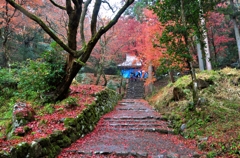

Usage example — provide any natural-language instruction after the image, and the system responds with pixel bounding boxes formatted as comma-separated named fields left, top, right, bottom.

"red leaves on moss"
left=0, top=84, right=104, bottom=152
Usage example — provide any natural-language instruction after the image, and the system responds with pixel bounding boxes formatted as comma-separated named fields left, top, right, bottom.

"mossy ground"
left=148, top=67, right=240, bottom=157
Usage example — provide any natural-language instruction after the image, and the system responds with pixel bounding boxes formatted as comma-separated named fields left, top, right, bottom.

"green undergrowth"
left=148, top=67, right=240, bottom=157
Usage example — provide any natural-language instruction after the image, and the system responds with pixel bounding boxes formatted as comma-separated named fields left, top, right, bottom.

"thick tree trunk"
left=5, top=0, right=135, bottom=103
left=51, top=55, right=82, bottom=101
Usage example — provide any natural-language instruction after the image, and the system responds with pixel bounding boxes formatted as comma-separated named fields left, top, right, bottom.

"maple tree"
left=0, top=1, right=18, bottom=67
left=5, top=0, right=135, bottom=102
left=135, top=9, right=164, bottom=91
left=0, top=1, right=51, bottom=67
left=116, top=9, right=164, bottom=92
left=206, top=11, right=235, bottom=68
left=218, top=0, right=240, bottom=64
left=88, top=17, right=129, bottom=86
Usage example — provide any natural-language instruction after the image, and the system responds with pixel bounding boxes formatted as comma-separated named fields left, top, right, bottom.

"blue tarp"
left=120, top=69, right=148, bottom=79
left=121, top=69, right=139, bottom=78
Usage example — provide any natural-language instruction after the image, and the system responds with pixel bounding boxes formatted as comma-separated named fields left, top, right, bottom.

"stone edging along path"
left=0, top=88, right=120, bottom=158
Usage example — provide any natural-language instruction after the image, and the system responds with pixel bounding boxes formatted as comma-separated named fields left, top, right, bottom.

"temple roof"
left=117, top=53, right=142, bottom=68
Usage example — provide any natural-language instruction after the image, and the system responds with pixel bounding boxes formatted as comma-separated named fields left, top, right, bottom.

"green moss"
left=41, top=144, right=61, bottom=158
left=23, top=126, right=31, bottom=133
left=6, top=122, right=13, bottom=136
left=41, top=147, right=48, bottom=156
left=9, top=135, right=22, bottom=140
left=49, top=130, right=71, bottom=148
left=38, top=119, right=47, bottom=127
left=49, top=130, right=63, bottom=142
left=63, top=126, right=76, bottom=136
left=56, top=135, right=71, bottom=148
left=76, top=113, right=84, bottom=123
left=64, top=118, right=77, bottom=127
left=10, top=142, right=30, bottom=158
left=76, top=124, right=82, bottom=132
left=0, top=150, right=10, bottom=158
left=206, top=151, right=217, bottom=158
left=27, top=141, right=42, bottom=158
left=36, top=137, right=51, bottom=147
left=61, top=97, right=78, bottom=108
left=2, top=87, right=120, bottom=158
left=69, top=132, right=78, bottom=143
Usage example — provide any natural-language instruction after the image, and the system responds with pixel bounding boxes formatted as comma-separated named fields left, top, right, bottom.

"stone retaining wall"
left=0, top=88, right=120, bottom=158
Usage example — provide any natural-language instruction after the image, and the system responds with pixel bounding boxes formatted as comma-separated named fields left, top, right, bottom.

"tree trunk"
left=95, top=62, right=105, bottom=85
left=5, top=0, right=135, bottom=103
left=119, top=77, right=123, bottom=94
left=181, top=0, right=198, bottom=107
left=230, top=0, right=240, bottom=62
left=189, top=61, right=198, bottom=106
left=2, top=47, right=9, bottom=68
left=102, top=71, right=107, bottom=86
left=233, top=18, right=240, bottom=62
left=203, top=31, right=212, bottom=70
left=169, top=70, right=175, bottom=83
left=199, top=0, right=212, bottom=70
left=196, top=36, right=204, bottom=70
left=50, top=55, right=82, bottom=101
left=95, top=66, right=107, bottom=86
left=147, top=62, right=153, bottom=94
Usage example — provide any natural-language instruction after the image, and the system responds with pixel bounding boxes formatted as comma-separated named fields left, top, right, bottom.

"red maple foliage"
left=206, top=11, right=235, bottom=59
left=0, top=84, right=104, bottom=152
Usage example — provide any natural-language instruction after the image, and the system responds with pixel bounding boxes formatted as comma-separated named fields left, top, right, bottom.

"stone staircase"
left=125, top=80, right=145, bottom=99
left=100, top=101, right=172, bottom=134
left=59, top=100, right=200, bottom=157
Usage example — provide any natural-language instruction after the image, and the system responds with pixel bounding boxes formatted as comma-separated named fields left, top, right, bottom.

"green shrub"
left=16, top=42, right=65, bottom=101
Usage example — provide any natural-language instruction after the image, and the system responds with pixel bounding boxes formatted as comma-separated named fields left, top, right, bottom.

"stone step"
left=102, top=119, right=169, bottom=125
left=64, top=149, right=199, bottom=158
left=100, top=121, right=170, bottom=127
left=64, top=150, right=150, bottom=157
left=126, top=80, right=145, bottom=99
left=100, top=127, right=173, bottom=134
left=103, top=116, right=167, bottom=120
left=104, top=119, right=167, bottom=123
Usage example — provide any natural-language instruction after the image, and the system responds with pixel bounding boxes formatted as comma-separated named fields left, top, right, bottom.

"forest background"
left=0, top=0, right=240, bottom=157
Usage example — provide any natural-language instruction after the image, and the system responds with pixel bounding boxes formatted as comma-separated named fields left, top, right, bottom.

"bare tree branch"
left=100, top=0, right=134, bottom=35
left=49, top=0, right=66, bottom=10
left=66, top=0, right=73, bottom=14
left=82, top=0, right=134, bottom=60
left=91, top=0, right=102, bottom=37
left=102, top=0, right=115, bottom=13
left=45, top=17, right=67, bottom=41
left=80, top=0, right=92, bottom=45
left=6, top=0, right=78, bottom=57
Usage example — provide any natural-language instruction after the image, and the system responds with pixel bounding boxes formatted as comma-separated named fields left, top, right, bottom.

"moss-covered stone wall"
left=0, top=88, right=120, bottom=158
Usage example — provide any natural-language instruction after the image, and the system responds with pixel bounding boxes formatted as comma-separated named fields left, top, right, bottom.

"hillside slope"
left=148, top=67, right=240, bottom=157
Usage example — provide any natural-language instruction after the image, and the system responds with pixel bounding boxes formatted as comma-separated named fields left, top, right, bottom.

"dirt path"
left=58, top=99, right=201, bottom=158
